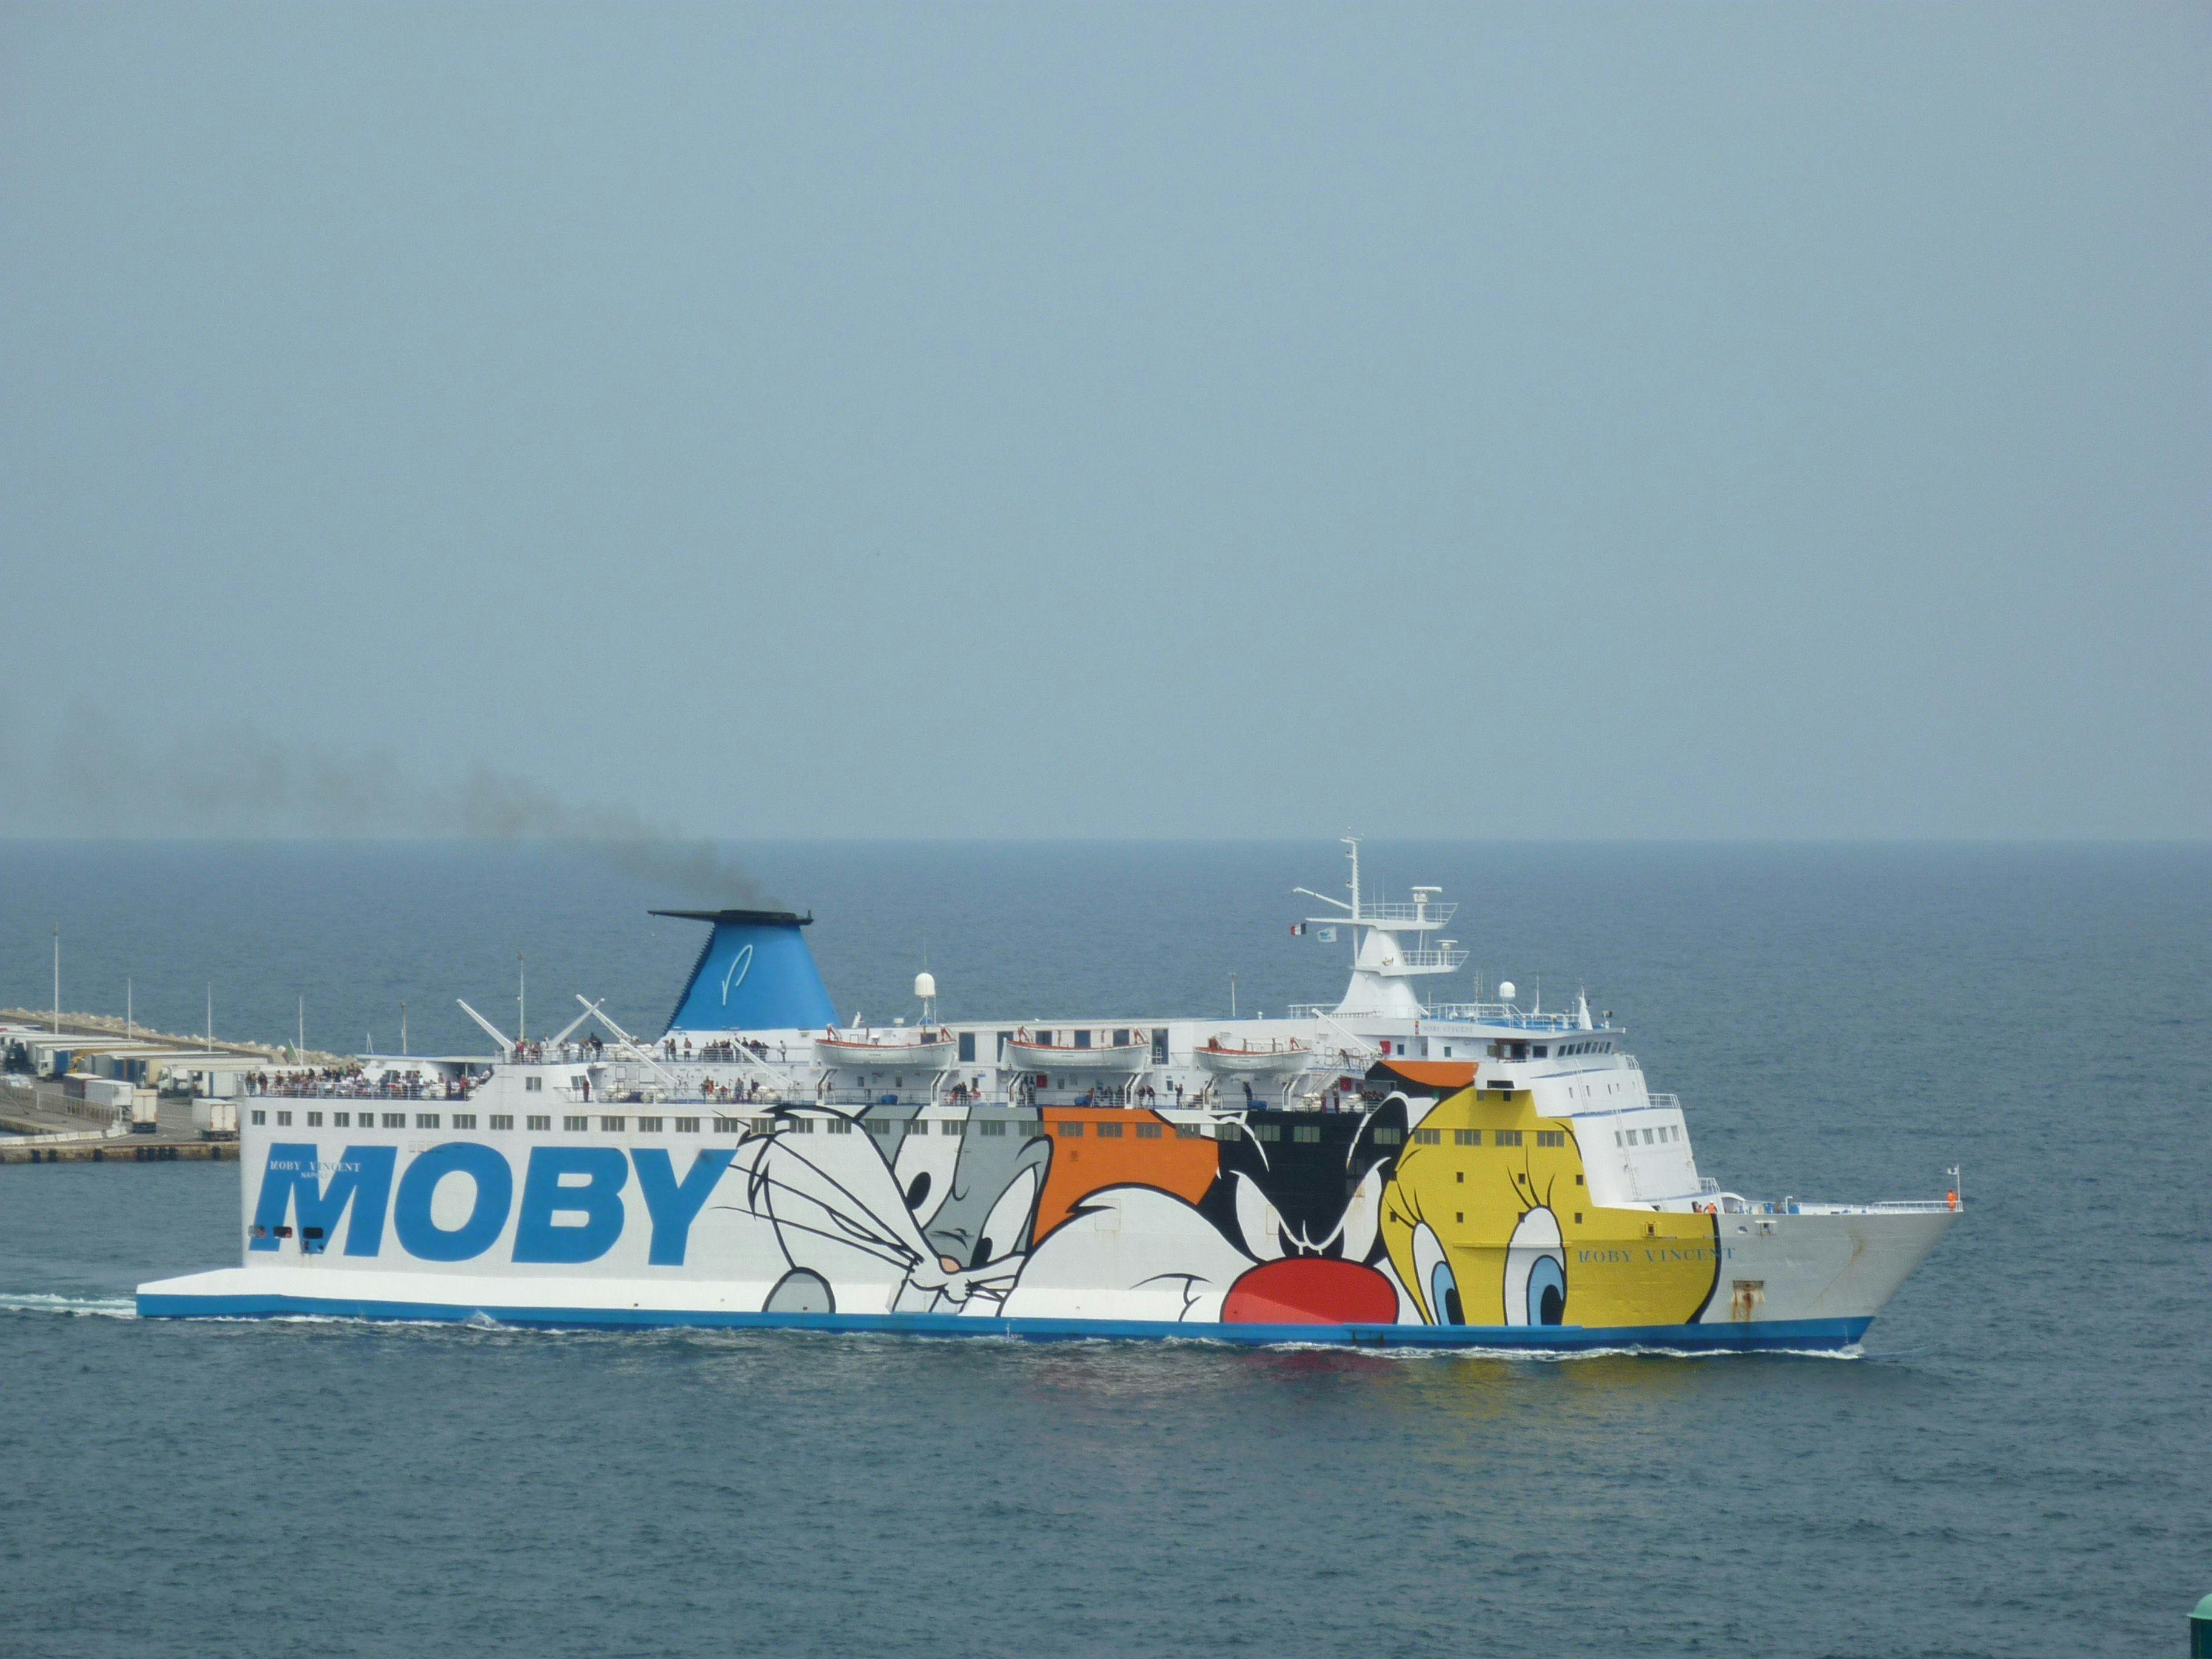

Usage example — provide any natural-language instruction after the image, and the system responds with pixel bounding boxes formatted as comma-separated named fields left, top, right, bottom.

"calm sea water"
left=1, top=840, right=2206, bottom=1658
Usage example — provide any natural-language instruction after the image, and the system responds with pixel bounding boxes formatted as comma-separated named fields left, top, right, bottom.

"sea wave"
left=0, top=1290, right=137, bottom=1319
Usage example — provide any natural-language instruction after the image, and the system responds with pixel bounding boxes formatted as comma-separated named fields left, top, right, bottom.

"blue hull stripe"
left=135, top=1292, right=1871, bottom=1352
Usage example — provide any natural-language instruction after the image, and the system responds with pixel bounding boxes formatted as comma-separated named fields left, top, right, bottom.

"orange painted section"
left=1033, top=1108, right=1218, bottom=1241
left=1372, top=1059, right=1478, bottom=1090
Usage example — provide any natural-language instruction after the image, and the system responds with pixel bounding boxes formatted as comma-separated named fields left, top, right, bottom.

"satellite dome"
left=1497, top=980, right=1517, bottom=1002
left=914, top=971, right=937, bottom=1000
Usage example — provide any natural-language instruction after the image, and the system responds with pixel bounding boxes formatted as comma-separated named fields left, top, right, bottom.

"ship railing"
left=1646, top=1092, right=1682, bottom=1111
left=1342, top=902, right=1458, bottom=926
left=1423, top=1005, right=1584, bottom=1030
left=1714, top=1196, right=1959, bottom=1217
left=1387, top=948, right=1470, bottom=971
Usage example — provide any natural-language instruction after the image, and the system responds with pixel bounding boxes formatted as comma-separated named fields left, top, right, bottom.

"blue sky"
left=3, top=4, right=2204, bottom=839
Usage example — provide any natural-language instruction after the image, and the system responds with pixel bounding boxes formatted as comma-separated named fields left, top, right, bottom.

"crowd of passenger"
left=244, top=1067, right=477, bottom=1101
left=661, top=1035, right=783, bottom=1064
left=508, top=1036, right=606, bottom=1064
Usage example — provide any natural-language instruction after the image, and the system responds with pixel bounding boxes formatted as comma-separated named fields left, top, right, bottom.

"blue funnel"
left=655, top=909, right=837, bottom=1034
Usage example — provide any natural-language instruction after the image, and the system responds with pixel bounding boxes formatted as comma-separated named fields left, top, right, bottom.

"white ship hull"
left=138, top=850, right=1960, bottom=1352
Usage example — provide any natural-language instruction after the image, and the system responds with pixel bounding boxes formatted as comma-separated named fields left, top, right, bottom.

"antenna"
left=517, top=953, right=526, bottom=1042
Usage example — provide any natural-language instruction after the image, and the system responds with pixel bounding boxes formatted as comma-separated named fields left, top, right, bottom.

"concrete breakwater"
left=2, top=1006, right=349, bottom=1166
left=0, top=1008, right=347, bottom=1067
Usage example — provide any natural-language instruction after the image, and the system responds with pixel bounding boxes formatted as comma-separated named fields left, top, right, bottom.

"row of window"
left=1617, top=1124, right=1681, bottom=1147
left=253, top=1108, right=511, bottom=1131
left=249, top=1110, right=1598, bottom=1151
left=1409, top=1127, right=1532, bottom=1147
left=1484, top=1039, right=1614, bottom=1061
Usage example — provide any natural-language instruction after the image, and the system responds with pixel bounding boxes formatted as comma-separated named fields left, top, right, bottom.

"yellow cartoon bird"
left=1379, top=1087, right=1720, bottom=1330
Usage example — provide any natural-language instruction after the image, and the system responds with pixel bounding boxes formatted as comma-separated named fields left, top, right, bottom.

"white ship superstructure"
left=140, top=842, right=1958, bottom=1350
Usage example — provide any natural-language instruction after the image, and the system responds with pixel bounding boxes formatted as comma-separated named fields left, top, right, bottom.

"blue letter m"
left=250, top=1144, right=397, bottom=1256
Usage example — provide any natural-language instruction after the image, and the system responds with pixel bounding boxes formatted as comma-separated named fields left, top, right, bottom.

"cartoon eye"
left=1338, top=1165, right=1385, bottom=1264
left=890, top=1116, right=963, bottom=1227
left=1230, top=1171, right=1287, bottom=1262
left=1503, top=1207, right=1567, bottom=1327
left=1410, top=1222, right=1464, bottom=1324
left=972, top=1166, right=1040, bottom=1269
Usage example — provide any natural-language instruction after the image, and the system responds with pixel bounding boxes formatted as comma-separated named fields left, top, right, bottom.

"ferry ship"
left=138, top=843, right=1959, bottom=1351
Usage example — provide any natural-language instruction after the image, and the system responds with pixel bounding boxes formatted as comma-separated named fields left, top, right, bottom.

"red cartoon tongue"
left=1222, top=1258, right=1396, bottom=1326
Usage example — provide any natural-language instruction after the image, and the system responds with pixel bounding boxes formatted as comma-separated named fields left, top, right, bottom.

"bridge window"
left=1413, top=1127, right=1441, bottom=1145
left=453, top=1114, right=477, bottom=1130
left=564, top=1116, right=588, bottom=1131
left=957, top=1032, right=976, bottom=1063
left=1136, top=1122, right=1162, bottom=1139
left=525, top=1077, right=543, bottom=1093
left=1537, top=1130, right=1564, bottom=1147
left=1251, top=1123, right=1280, bottom=1142
left=250, top=1110, right=266, bottom=1126
left=1151, top=1029, right=1169, bottom=1064
left=1293, top=1124, right=1321, bottom=1142
left=1094, top=1120, right=1122, bottom=1138
left=979, top=1120, right=1005, bottom=1137
left=713, top=1117, right=740, bottom=1134
left=1372, top=1125, right=1403, bottom=1145
left=868, top=1119, right=893, bottom=1136
left=306, top=1111, right=323, bottom=1128
left=416, top=1113, right=439, bottom=1130
left=333, top=1112, right=350, bottom=1127
left=1074, top=1031, right=1093, bottom=1049
left=825, top=1118, right=850, bottom=1135
left=599, top=1116, right=626, bottom=1132
left=383, top=1113, right=405, bottom=1129
left=1175, top=1123, right=1203, bottom=1139
left=674, top=1117, right=699, bottom=1133
left=1057, top=1121, right=1084, bottom=1138
left=1496, top=1130, right=1523, bottom=1147
left=638, top=1116, right=663, bottom=1133
left=275, top=1111, right=292, bottom=1127
left=1453, top=1129, right=1478, bottom=1146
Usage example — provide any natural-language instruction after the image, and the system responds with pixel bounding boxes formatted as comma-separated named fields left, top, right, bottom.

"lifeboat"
left=813, top=1027, right=956, bottom=1073
left=1004, top=1032, right=1149, bottom=1073
left=1192, top=1035, right=1310, bottom=1078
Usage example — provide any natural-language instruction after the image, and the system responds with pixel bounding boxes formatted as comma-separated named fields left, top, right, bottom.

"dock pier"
left=2, top=1006, right=341, bottom=1168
